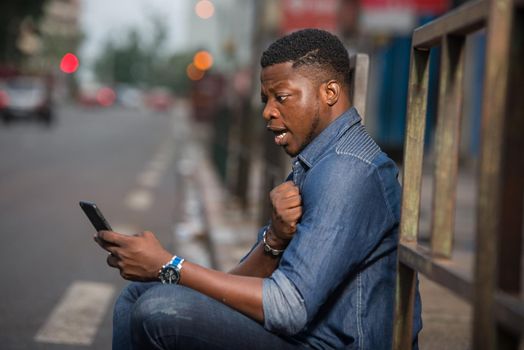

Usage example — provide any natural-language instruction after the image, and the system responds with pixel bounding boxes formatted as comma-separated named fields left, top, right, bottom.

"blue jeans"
left=112, top=282, right=307, bottom=349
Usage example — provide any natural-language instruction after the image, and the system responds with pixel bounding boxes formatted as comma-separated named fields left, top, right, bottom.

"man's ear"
left=322, top=80, right=341, bottom=106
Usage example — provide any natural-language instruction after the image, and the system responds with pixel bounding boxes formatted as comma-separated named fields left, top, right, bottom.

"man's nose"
left=262, top=102, right=277, bottom=122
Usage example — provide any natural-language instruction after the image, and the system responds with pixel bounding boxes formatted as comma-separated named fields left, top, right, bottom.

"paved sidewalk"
left=174, top=103, right=473, bottom=349
left=170, top=102, right=258, bottom=270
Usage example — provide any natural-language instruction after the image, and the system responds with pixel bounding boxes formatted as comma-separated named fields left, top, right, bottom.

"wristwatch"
left=263, top=228, right=286, bottom=257
left=158, top=255, right=184, bottom=284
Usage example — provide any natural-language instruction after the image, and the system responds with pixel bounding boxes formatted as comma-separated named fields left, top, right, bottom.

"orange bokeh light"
left=195, top=0, right=215, bottom=19
left=187, top=63, right=205, bottom=81
left=193, top=51, right=213, bottom=71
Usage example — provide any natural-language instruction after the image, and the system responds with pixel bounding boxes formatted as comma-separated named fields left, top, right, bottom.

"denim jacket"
left=260, top=108, right=422, bottom=349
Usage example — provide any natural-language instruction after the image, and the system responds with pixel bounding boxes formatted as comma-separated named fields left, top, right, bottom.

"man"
left=97, top=28, right=422, bottom=349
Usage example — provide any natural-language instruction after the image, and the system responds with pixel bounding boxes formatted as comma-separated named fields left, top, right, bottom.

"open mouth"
left=273, top=130, right=288, bottom=145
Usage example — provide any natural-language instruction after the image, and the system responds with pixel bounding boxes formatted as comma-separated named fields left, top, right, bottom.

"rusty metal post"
left=430, top=35, right=466, bottom=258
left=473, top=0, right=515, bottom=348
left=399, top=48, right=431, bottom=244
left=393, top=263, right=417, bottom=350
left=393, top=47, right=430, bottom=350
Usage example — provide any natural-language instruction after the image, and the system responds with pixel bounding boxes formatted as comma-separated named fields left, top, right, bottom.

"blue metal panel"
left=470, top=32, right=485, bottom=157
left=376, top=36, right=411, bottom=149
left=375, top=15, right=442, bottom=155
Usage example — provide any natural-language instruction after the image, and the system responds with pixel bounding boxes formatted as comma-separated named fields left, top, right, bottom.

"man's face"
left=261, top=62, right=323, bottom=157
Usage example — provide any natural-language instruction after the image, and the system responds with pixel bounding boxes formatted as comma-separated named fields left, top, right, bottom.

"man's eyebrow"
left=265, top=81, right=290, bottom=91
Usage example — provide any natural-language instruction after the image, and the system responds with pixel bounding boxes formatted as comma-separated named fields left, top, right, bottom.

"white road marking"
left=125, top=138, right=174, bottom=210
left=124, top=189, right=153, bottom=211
left=34, top=281, right=115, bottom=346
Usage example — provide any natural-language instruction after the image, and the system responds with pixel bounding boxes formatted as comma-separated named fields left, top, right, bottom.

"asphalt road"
left=0, top=104, right=183, bottom=349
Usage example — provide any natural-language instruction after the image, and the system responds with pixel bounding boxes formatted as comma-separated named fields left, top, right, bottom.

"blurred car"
left=0, top=76, right=53, bottom=125
left=96, top=87, right=116, bottom=107
left=116, top=85, right=144, bottom=109
left=78, top=84, right=116, bottom=108
left=143, top=87, right=174, bottom=112
left=77, top=86, right=100, bottom=107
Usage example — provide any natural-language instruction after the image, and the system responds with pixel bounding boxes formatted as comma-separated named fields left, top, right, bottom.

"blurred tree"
left=93, top=14, right=193, bottom=96
left=94, top=30, right=148, bottom=85
left=157, top=51, right=194, bottom=96
left=0, top=0, right=46, bottom=66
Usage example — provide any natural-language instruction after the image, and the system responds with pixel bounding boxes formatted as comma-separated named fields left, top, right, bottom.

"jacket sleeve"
left=263, top=269, right=307, bottom=335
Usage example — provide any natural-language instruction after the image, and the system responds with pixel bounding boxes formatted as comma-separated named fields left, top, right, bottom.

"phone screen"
left=79, top=201, right=112, bottom=232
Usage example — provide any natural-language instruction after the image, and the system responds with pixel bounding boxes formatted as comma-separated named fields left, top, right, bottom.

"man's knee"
left=130, top=285, right=197, bottom=346
left=114, top=282, right=151, bottom=317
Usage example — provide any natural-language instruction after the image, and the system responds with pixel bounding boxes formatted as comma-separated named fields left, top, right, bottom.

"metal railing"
left=393, top=0, right=524, bottom=348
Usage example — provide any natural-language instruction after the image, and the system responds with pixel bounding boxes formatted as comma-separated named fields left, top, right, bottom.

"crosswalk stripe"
left=34, top=281, right=115, bottom=346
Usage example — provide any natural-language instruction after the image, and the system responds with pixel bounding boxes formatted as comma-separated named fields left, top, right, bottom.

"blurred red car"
left=78, top=85, right=116, bottom=107
left=143, top=87, right=174, bottom=112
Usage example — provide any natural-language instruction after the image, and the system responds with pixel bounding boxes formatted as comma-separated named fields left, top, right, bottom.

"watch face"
left=161, top=266, right=180, bottom=284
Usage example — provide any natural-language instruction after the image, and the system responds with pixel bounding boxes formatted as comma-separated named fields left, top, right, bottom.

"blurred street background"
left=0, top=0, right=500, bottom=349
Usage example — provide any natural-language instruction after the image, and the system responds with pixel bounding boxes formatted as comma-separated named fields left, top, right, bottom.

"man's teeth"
left=277, top=132, right=287, bottom=140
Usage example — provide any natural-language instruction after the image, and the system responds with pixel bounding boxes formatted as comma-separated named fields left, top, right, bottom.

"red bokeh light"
left=60, top=53, right=79, bottom=74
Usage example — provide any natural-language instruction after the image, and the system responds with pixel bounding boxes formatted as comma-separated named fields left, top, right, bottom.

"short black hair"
left=260, top=29, right=350, bottom=86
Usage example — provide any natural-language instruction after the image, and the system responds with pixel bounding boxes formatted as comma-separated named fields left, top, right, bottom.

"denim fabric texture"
left=113, top=282, right=307, bottom=350
left=261, top=108, right=422, bottom=349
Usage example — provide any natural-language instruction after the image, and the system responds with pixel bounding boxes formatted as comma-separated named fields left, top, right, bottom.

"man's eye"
left=261, top=96, right=268, bottom=104
left=276, top=95, right=288, bottom=103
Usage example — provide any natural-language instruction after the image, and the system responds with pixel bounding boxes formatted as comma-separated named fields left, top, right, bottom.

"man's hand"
left=269, top=181, right=302, bottom=243
left=94, top=230, right=172, bottom=282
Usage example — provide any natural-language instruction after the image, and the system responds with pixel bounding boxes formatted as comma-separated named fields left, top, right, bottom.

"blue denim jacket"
left=259, top=108, right=422, bottom=349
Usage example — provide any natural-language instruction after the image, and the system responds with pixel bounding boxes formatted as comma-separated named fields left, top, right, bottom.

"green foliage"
left=93, top=15, right=193, bottom=96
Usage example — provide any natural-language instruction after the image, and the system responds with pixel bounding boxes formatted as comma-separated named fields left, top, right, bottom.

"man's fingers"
left=275, top=207, right=302, bottom=224
left=271, top=181, right=300, bottom=199
left=274, top=196, right=302, bottom=212
left=276, top=190, right=300, bottom=201
left=283, top=194, right=302, bottom=207
left=275, top=187, right=300, bottom=199
left=106, top=253, right=120, bottom=268
left=97, top=230, right=128, bottom=246
left=286, top=206, right=302, bottom=220
left=93, top=234, right=118, bottom=252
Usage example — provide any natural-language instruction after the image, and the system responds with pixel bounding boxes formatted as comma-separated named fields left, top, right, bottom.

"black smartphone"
left=79, top=201, right=113, bottom=232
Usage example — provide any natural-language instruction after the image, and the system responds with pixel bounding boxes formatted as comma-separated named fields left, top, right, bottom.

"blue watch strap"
left=170, top=256, right=184, bottom=269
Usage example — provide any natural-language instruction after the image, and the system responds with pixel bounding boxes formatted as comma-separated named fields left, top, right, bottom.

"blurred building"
left=14, top=0, right=82, bottom=100
left=40, top=0, right=82, bottom=55
left=17, top=0, right=81, bottom=73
